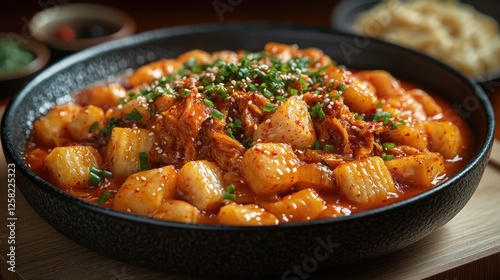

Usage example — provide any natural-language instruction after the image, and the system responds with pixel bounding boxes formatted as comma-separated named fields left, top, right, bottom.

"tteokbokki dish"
left=25, top=43, right=474, bottom=225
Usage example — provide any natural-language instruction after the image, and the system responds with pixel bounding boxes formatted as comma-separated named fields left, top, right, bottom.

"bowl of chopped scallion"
left=0, top=33, right=50, bottom=96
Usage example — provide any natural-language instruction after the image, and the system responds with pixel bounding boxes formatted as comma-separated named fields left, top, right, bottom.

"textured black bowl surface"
left=1, top=23, right=494, bottom=277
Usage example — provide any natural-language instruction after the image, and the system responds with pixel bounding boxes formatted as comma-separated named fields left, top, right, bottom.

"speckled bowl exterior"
left=1, top=23, right=494, bottom=277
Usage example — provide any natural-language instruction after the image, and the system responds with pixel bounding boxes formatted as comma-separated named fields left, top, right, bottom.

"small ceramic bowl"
left=330, top=0, right=500, bottom=91
left=28, top=3, right=135, bottom=60
left=0, top=33, right=50, bottom=97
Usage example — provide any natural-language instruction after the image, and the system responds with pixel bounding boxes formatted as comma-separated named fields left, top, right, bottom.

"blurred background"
left=0, top=0, right=341, bottom=35
left=0, top=0, right=341, bottom=95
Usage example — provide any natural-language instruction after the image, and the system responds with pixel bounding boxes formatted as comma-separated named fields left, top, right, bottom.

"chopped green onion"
left=298, top=76, right=308, bottom=91
left=390, top=120, right=405, bottom=129
left=164, top=87, right=176, bottom=95
left=240, top=58, right=250, bottom=68
left=382, top=142, right=396, bottom=149
left=217, top=87, right=229, bottom=101
left=203, top=98, right=215, bottom=108
left=180, top=88, right=191, bottom=97
left=89, top=172, right=102, bottom=185
left=275, top=95, right=287, bottom=102
left=102, top=170, right=113, bottom=178
left=211, top=109, right=224, bottom=120
left=139, top=152, right=149, bottom=171
left=372, top=111, right=393, bottom=122
left=355, top=115, right=364, bottom=121
left=129, top=108, right=143, bottom=122
left=89, top=167, right=112, bottom=184
left=309, top=65, right=329, bottom=77
left=233, top=119, right=242, bottom=129
left=99, top=117, right=120, bottom=138
left=381, top=153, right=394, bottom=160
left=223, top=184, right=236, bottom=201
left=150, top=104, right=157, bottom=118
left=226, top=184, right=236, bottom=194
left=228, top=63, right=239, bottom=74
left=262, top=88, right=274, bottom=99
left=248, top=84, right=258, bottom=91
left=263, top=103, right=276, bottom=112
left=330, top=93, right=342, bottom=99
left=226, top=127, right=235, bottom=139
left=337, top=84, right=347, bottom=92
left=376, top=103, right=383, bottom=109
left=98, top=190, right=110, bottom=204
left=243, top=139, right=253, bottom=149
left=89, top=166, right=102, bottom=175
left=318, top=107, right=326, bottom=119
left=310, top=102, right=326, bottom=119
left=289, top=88, right=298, bottom=95
left=144, top=89, right=165, bottom=101
left=314, top=140, right=322, bottom=150
left=323, top=144, right=334, bottom=151
left=89, top=122, right=99, bottom=133
left=204, top=84, right=216, bottom=94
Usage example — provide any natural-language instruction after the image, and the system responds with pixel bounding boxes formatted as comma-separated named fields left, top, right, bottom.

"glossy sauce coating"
left=25, top=43, right=474, bottom=225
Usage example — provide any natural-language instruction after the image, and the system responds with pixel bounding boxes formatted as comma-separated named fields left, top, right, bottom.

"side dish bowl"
left=0, top=33, right=50, bottom=97
left=28, top=3, right=136, bottom=60
left=330, top=0, right=500, bottom=86
left=1, top=23, right=494, bottom=277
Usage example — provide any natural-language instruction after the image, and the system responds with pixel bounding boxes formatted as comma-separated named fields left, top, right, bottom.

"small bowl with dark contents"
left=0, top=33, right=50, bottom=96
left=28, top=3, right=135, bottom=60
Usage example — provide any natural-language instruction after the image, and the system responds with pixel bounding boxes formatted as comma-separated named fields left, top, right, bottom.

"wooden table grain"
left=1, top=102, right=499, bottom=280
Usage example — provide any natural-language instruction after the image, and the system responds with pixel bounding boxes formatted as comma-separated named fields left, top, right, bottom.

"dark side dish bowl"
left=1, top=23, right=494, bottom=277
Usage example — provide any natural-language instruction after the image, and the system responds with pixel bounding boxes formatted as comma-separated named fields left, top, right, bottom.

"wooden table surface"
left=1, top=1, right=500, bottom=279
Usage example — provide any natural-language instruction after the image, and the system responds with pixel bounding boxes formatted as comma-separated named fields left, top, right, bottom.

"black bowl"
left=1, top=23, right=495, bottom=278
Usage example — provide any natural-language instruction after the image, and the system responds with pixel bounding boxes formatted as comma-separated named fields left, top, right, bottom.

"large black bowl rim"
left=2, top=22, right=495, bottom=232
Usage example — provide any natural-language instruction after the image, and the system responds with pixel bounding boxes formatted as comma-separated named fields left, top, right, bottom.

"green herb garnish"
left=310, top=102, right=326, bottom=119
left=97, top=190, right=110, bottom=204
left=381, top=153, right=394, bottom=160
left=314, top=140, right=322, bottom=150
left=390, top=120, right=405, bottom=129
left=99, top=117, right=120, bottom=138
left=89, top=171, right=102, bottom=185
left=211, top=108, right=224, bottom=120
left=125, top=108, right=143, bottom=122
left=89, top=122, right=99, bottom=133
left=382, top=142, right=396, bottom=149
left=223, top=184, right=236, bottom=201
left=263, top=103, right=276, bottom=113
left=0, top=40, right=34, bottom=74
left=337, top=84, right=347, bottom=92
left=323, top=144, right=334, bottom=151
left=203, top=98, right=215, bottom=108
left=139, top=152, right=149, bottom=171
